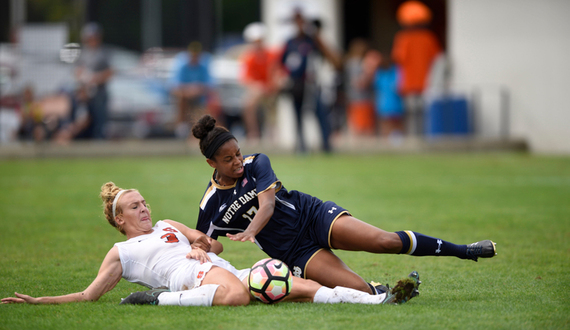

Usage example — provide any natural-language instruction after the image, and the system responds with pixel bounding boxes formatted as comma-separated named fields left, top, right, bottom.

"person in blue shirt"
left=170, top=41, right=212, bottom=138
left=357, top=49, right=404, bottom=138
left=374, top=53, right=405, bottom=138
left=192, top=114, right=497, bottom=295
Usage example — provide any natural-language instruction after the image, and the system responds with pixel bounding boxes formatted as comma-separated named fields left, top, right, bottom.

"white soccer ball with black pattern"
left=248, top=258, right=293, bottom=304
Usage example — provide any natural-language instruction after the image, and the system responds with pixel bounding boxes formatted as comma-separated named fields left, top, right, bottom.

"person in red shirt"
left=391, top=1, right=441, bottom=136
left=240, top=23, right=283, bottom=144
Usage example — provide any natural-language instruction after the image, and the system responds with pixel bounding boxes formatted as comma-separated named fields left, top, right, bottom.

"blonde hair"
left=100, top=182, right=138, bottom=235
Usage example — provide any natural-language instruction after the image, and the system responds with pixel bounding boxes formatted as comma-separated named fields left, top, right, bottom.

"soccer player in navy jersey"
left=192, top=115, right=496, bottom=295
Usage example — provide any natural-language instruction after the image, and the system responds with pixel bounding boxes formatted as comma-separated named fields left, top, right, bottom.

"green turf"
left=1, top=152, right=569, bottom=329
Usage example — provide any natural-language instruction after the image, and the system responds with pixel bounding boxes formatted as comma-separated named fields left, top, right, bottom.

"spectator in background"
left=368, top=52, right=405, bottom=139
left=280, top=9, right=342, bottom=153
left=170, top=41, right=213, bottom=139
left=306, top=18, right=341, bottom=153
left=55, top=84, right=95, bottom=144
left=344, top=38, right=377, bottom=136
left=18, top=86, right=45, bottom=142
left=0, top=92, right=21, bottom=144
left=74, top=22, right=113, bottom=140
left=0, top=27, right=22, bottom=144
left=240, top=23, right=282, bottom=145
left=391, top=1, right=441, bottom=137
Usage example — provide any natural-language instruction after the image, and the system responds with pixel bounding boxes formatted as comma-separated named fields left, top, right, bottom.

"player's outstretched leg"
left=313, top=271, right=421, bottom=305
left=330, top=216, right=497, bottom=261
left=120, top=285, right=224, bottom=306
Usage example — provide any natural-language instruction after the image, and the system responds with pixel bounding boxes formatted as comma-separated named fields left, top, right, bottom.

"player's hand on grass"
left=186, top=248, right=211, bottom=264
left=226, top=231, right=256, bottom=243
left=191, top=235, right=212, bottom=252
left=1, top=293, right=39, bottom=304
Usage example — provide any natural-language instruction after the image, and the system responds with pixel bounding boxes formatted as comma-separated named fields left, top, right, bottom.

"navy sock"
left=395, top=231, right=468, bottom=259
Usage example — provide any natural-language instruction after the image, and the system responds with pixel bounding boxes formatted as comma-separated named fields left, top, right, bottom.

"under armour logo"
left=328, top=207, right=337, bottom=214
left=219, top=203, right=227, bottom=212
left=435, top=239, right=443, bottom=254
left=293, top=266, right=302, bottom=278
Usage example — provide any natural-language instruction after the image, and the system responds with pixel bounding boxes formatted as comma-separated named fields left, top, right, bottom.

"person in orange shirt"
left=240, top=23, right=282, bottom=144
left=344, top=38, right=378, bottom=136
left=391, top=1, right=441, bottom=136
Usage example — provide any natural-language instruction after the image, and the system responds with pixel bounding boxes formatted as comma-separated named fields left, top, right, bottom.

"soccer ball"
left=248, top=258, right=293, bottom=304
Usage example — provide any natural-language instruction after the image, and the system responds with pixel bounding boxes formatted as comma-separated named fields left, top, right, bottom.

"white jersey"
left=114, top=220, right=247, bottom=291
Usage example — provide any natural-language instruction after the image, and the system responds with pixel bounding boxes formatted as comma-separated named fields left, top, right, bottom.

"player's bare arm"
left=1, top=247, right=122, bottom=304
left=227, top=187, right=275, bottom=243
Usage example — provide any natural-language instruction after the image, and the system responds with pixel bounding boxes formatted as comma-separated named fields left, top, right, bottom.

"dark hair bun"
left=192, top=115, right=216, bottom=140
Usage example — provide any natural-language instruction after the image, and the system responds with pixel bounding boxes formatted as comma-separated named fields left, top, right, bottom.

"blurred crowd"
left=0, top=1, right=449, bottom=152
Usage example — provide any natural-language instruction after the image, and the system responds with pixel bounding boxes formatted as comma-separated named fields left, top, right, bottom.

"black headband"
left=204, top=131, right=236, bottom=159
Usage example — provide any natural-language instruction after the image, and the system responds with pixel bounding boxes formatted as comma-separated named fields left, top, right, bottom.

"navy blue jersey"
left=196, top=153, right=329, bottom=262
left=281, top=34, right=320, bottom=80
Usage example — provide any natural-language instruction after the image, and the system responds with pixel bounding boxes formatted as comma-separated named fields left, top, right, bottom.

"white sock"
left=313, top=286, right=387, bottom=305
left=157, top=284, right=220, bottom=306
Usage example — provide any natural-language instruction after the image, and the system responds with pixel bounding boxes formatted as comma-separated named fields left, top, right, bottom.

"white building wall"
left=448, top=0, right=570, bottom=154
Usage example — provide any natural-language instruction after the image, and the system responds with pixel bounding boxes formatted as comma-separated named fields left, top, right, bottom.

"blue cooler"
left=424, top=97, right=470, bottom=137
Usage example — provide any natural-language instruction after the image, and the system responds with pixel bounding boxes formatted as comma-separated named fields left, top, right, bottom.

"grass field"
left=0, top=152, right=569, bottom=329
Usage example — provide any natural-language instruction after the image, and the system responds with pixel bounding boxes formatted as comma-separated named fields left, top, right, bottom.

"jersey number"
left=242, top=206, right=258, bottom=222
left=161, top=233, right=179, bottom=243
left=161, top=227, right=179, bottom=244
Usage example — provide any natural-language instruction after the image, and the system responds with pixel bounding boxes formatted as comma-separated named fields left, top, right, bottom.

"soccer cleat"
left=369, top=281, right=390, bottom=295
left=119, top=287, right=170, bottom=305
left=382, top=271, right=421, bottom=305
left=466, top=240, right=497, bottom=262
left=408, top=271, right=421, bottom=299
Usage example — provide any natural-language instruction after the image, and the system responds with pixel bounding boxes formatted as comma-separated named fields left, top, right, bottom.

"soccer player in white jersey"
left=1, top=182, right=420, bottom=307
left=191, top=115, right=496, bottom=296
